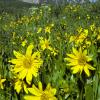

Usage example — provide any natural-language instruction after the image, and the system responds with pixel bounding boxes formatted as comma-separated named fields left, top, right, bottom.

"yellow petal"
left=24, top=96, right=41, bottom=100
left=79, top=66, right=84, bottom=75
left=67, top=54, right=77, bottom=59
left=64, top=58, right=73, bottom=61
left=46, top=83, right=51, bottom=90
left=14, top=67, right=24, bottom=73
left=19, top=69, right=27, bottom=79
left=15, top=81, right=22, bottom=94
left=86, top=56, right=92, bottom=62
left=66, top=62, right=78, bottom=66
left=26, top=44, right=34, bottom=57
left=9, top=59, right=23, bottom=65
left=26, top=70, right=32, bottom=85
left=24, top=84, right=28, bottom=94
left=13, top=50, right=24, bottom=58
left=31, top=67, right=38, bottom=77
left=0, top=84, right=4, bottom=89
left=87, top=65, right=95, bottom=70
left=72, top=47, right=79, bottom=56
left=28, top=85, right=42, bottom=96
left=50, top=89, right=56, bottom=95
left=84, top=66, right=90, bottom=76
left=71, top=66, right=80, bottom=74
left=49, top=97, right=57, bottom=100
left=38, top=81, right=43, bottom=91
left=65, top=58, right=78, bottom=64
left=1, top=79, right=6, bottom=83
left=83, top=49, right=87, bottom=55
left=32, top=51, right=40, bottom=60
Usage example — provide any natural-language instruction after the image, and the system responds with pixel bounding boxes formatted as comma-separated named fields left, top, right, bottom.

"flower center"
left=78, top=55, right=87, bottom=66
left=41, top=93, right=49, bottom=100
left=23, top=58, right=32, bottom=68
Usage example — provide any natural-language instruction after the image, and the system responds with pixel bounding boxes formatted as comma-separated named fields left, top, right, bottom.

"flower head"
left=39, top=37, right=52, bottom=51
left=45, top=26, right=51, bottom=33
left=39, top=37, right=58, bottom=56
left=65, top=47, right=95, bottom=76
left=24, top=82, right=57, bottom=100
left=69, top=29, right=88, bottom=45
left=9, top=44, right=43, bottom=84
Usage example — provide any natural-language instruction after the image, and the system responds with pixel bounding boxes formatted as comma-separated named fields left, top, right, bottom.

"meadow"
left=0, top=1, right=100, bottom=100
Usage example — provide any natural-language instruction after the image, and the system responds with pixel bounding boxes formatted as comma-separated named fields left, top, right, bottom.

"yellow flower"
left=39, top=37, right=52, bottom=51
left=65, top=47, right=95, bottom=76
left=76, top=30, right=88, bottom=44
left=24, top=82, right=57, bottom=100
left=21, top=39, right=27, bottom=47
left=9, top=44, right=43, bottom=84
left=37, top=27, right=42, bottom=33
left=70, top=29, right=88, bottom=45
left=0, top=76, right=6, bottom=89
left=76, top=33, right=86, bottom=44
left=14, top=78, right=28, bottom=94
left=45, top=26, right=51, bottom=33
left=39, top=37, right=58, bottom=56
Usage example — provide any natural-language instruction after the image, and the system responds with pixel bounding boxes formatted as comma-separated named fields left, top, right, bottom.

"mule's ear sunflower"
left=9, top=44, right=43, bottom=85
left=65, top=47, right=95, bottom=77
left=24, top=82, right=57, bottom=100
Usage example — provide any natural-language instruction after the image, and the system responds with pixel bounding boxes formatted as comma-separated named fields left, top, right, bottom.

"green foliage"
left=0, top=2, right=100, bottom=100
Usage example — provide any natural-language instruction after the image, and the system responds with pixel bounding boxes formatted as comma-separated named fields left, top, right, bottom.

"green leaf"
left=85, top=84, right=94, bottom=100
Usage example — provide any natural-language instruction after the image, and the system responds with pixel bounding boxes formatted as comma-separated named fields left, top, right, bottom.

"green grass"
left=0, top=0, right=34, bottom=15
left=0, top=1, right=100, bottom=100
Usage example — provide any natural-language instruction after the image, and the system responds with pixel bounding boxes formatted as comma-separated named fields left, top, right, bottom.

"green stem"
left=79, top=86, right=84, bottom=100
left=79, top=75, right=85, bottom=100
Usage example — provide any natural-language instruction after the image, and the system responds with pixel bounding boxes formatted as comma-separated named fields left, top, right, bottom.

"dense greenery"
left=0, top=1, right=100, bottom=100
